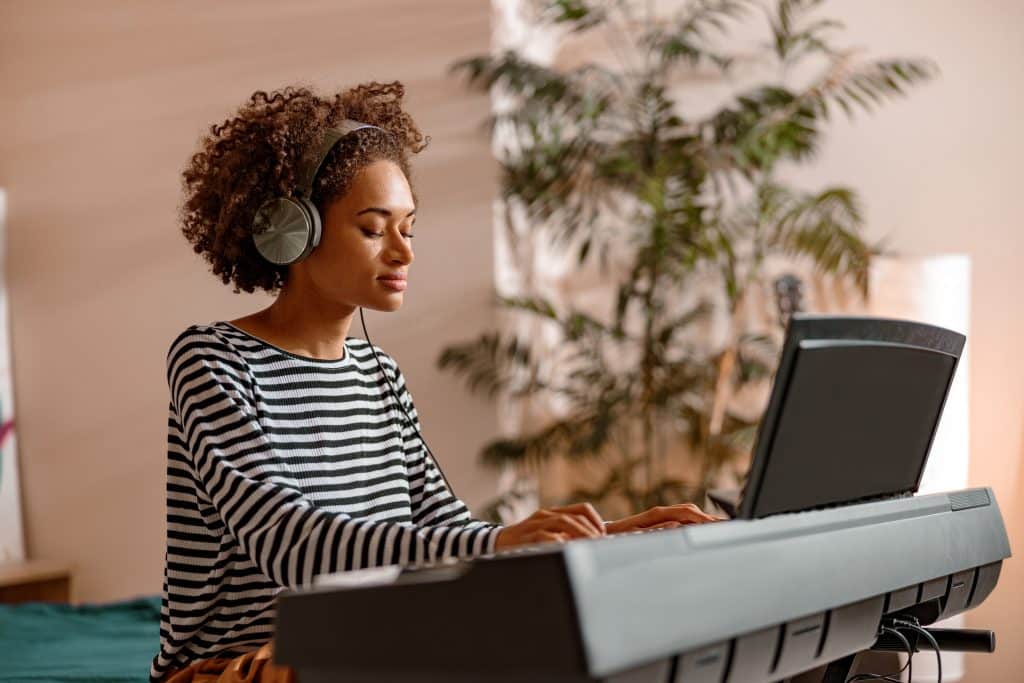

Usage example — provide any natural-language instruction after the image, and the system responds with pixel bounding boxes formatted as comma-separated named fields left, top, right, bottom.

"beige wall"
left=0, top=0, right=500, bottom=602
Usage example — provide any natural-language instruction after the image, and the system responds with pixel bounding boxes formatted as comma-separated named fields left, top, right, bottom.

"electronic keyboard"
left=273, top=486, right=1011, bottom=682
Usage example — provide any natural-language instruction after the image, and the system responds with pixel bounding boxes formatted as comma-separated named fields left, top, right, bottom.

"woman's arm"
left=388, top=359, right=608, bottom=550
left=167, top=329, right=498, bottom=590
left=387, top=361, right=499, bottom=529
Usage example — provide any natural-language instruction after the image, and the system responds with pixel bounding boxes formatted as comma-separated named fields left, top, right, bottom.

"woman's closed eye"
left=361, top=228, right=415, bottom=240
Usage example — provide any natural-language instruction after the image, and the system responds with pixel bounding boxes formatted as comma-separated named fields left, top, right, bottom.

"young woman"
left=153, top=82, right=718, bottom=683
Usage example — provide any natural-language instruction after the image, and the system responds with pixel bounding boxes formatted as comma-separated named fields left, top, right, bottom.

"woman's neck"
left=232, top=282, right=356, bottom=361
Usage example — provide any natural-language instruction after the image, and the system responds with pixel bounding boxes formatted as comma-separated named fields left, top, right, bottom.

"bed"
left=0, top=595, right=160, bottom=682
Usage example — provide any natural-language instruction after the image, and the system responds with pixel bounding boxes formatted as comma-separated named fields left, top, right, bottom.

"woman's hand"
left=494, top=502, right=607, bottom=550
left=605, top=503, right=724, bottom=535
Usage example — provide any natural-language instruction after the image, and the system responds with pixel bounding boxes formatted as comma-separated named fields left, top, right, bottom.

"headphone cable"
left=358, top=307, right=459, bottom=498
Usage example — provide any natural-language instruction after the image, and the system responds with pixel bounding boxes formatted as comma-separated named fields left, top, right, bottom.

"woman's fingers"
left=496, top=508, right=599, bottom=551
left=534, top=512, right=602, bottom=539
left=532, top=530, right=569, bottom=545
left=532, top=505, right=605, bottom=538
left=644, top=503, right=719, bottom=525
left=497, top=501, right=725, bottom=551
left=546, top=503, right=606, bottom=536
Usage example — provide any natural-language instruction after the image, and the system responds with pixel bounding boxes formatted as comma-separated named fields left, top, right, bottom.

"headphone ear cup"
left=297, top=197, right=323, bottom=251
left=252, top=197, right=319, bottom=265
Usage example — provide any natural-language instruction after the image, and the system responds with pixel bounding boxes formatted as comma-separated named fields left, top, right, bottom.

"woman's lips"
left=377, top=277, right=407, bottom=292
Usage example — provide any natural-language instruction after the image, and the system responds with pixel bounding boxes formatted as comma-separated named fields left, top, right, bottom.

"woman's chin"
left=366, top=295, right=404, bottom=312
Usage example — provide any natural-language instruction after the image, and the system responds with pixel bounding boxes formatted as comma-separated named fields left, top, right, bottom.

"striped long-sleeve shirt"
left=151, top=322, right=503, bottom=682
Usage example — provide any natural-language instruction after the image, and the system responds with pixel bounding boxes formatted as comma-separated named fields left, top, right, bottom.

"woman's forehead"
left=338, top=160, right=415, bottom=214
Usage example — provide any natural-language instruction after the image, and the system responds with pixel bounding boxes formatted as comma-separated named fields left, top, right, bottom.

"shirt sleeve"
left=167, top=327, right=500, bottom=590
left=384, top=356, right=504, bottom=556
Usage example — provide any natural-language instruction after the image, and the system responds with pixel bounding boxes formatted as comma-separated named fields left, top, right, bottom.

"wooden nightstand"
left=0, top=559, right=73, bottom=604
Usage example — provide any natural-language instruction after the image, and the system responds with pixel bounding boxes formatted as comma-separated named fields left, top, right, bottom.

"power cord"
left=358, top=307, right=459, bottom=498
left=894, top=618, right=942, bottom=683
left=845, top=615, right=944, bottom=683
left=847, top=626, right=913, bottom=683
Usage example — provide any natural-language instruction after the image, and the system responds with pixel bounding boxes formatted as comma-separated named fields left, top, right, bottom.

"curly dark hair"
left=180, top=81, right=429, bottom=293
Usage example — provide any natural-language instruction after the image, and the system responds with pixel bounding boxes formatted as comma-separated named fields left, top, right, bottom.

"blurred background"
left=0, top=1, right=1020, bottom=681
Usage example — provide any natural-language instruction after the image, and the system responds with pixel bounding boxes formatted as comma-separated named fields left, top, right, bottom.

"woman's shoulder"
left=347, top=337, right=402, bottom=373
left=166, top=322, right=248, bottom=372
left=348, top=336, right=389, bottom=359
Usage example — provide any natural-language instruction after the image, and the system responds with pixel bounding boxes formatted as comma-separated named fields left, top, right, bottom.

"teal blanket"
left=0, top=596, right=160, bottom=683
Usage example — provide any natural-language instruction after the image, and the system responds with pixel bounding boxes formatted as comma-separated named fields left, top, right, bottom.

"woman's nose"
left=387, top=232, right=414, bottom=265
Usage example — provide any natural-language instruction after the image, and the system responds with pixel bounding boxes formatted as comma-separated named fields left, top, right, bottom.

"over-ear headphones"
left=252, top=119, right=384, bottom=265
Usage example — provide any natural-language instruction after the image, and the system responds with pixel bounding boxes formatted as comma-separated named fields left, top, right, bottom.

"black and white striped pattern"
left=151, top=322, right=502, bottom=682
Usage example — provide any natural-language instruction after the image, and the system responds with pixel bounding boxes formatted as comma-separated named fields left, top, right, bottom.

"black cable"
left=847, top=626, right=914, bottom=683
left=895, top=619, right=942, bottom=683
left=358, top=307, right=459, bottom=498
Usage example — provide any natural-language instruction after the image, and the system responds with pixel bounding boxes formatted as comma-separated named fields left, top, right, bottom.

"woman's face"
left=299, top=159, right=416, bottom=313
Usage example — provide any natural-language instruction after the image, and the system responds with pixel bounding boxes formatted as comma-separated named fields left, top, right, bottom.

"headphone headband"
left=253, top=118, right=387, bottom=266
left=295, top=119, right=386, bottom=199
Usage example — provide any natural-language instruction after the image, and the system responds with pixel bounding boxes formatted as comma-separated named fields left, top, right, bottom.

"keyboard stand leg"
left=820, top=653, right=857, bottom=683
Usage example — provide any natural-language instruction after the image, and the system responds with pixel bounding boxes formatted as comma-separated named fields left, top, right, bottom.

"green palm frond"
left=437, top=332, right=541, bottom=399
left=450, top=51, right=579, bottom=104
left=644, top=0, right=750, bottom=71
left=499, top=296, right=612, bottom=343
left=501, top=131, right=625, bottom=250
left=451, top=52, right=623, bottom=135
left=820, top=58, right=937, bottom=119
left=480, top=399, right=624, bottom=469
left=706, top=85, right=822, bottom=177
left=768, top=0, right=842, bottom=64
left=542, top=0, right=608, bottom=32
left=765, top=185, right=874, bottom=294
left=498, top=295, right=560, bottom=322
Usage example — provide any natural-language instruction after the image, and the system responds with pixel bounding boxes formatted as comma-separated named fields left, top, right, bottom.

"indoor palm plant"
left=439, top=0, right=935, bottom=521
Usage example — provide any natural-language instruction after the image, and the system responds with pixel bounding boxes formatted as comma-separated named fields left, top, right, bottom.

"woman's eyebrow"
left=356, top=207, right=416, bottom=218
